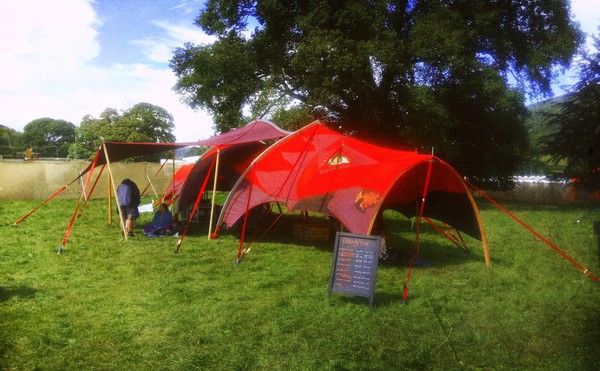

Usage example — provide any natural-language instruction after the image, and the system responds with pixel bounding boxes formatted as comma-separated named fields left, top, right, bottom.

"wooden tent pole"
left=208, top=147, right=220, bottom=240
left=103, top=143, right=128, bottom=240
left=108, top=172, right=112, bottom=225
left=146, top=174, right=158, bottom=197
left=431, top=156, right=490, bottom=266
left=79, top=170, right=88, bottom=201
left=172, top=150, right=175, bottom=206
left=171, top=150, right=175, bottom=201
left=465, top=188, right=490, bottom=265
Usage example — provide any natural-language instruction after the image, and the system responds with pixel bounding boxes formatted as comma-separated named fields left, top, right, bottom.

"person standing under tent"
left=117, top=178, right=141, bottom=237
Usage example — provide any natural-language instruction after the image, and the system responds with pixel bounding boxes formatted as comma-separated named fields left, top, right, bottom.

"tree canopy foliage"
left=0, top=124, right=22, bottom=158
left=73, top=103, right=176, bottom=160
left=22, top=118, right=75, bottom=158
left=170, top=0, right=582, bottom=186
left=540, top=27, right=600, bottom=188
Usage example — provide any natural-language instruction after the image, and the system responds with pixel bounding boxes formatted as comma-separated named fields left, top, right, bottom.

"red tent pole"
left=403, top=157, right=435, bottom=303
left=59, top=198, right=84, bottom=254
left=175, top=154, right=217, bottom=253
left=78, top=164, right=106, bottom=218
left=14, top=185, right=69, bottom=225
left=423, top=217, right=467, bottom=251
left=58, top=149, right=101, bottom=253
left=467, top=181, right=599, bottom=283
left=13, top=159, right=95, bottom=225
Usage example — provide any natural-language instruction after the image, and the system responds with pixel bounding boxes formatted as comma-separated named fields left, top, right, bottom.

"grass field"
left=1, top=197, right=599, bottom=369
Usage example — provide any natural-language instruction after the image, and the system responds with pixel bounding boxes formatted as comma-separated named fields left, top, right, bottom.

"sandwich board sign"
left=328, top=232, right=380, bottom=308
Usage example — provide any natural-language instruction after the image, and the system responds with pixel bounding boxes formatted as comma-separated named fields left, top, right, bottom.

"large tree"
left=170, top=0, right=582, bottom=185
left=0, top=124, right=22, bottom=158
left=540, top=27, right=600, bottom=189
left=73, top=103, right=176, bottom=160
left=22, top=118, right=75, bottom=158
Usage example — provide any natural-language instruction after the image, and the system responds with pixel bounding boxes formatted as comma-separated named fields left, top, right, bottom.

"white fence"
left=0, top=160, right=178, bottom=200
left=0, top=160, right=592, bottom=204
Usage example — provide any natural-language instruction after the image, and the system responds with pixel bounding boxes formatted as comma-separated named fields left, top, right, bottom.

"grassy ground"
left=1, top=198, right=599, bottom=369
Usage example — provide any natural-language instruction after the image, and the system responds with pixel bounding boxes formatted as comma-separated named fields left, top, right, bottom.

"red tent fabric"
left=79, top=141, right=201, bottom=176
left=79, top=120, right=290, bottom=177
left=156, top=119, right=291, bottom=215
left=155, top=163, right=194, bottom=207
left=194, top=119, right=291, bottom=147
left=174, top=141, right=270, bottom=219
left=172, top=120, right=291, bottom=251
left=14, top=142, right=199, bottom=227
left=17, top=120, right=290, bottom=250
left=217, top=121, right=488, bottom=259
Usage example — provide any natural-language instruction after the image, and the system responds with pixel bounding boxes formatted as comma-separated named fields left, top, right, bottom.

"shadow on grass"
left=582, top=306, right=600, bottom=369
left=0, top=286, right=37, bottom=302
left=373, top=291, right=407, bottom=306
left=328, top=291, right=412, bottom=308
left=219, top=212, right=487, bottom=268
left=328, top=294, right=375, bottom=308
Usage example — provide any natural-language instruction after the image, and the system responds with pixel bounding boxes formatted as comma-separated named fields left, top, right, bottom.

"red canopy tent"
left=13, top=141, right=201, bottom=228
left=216, top=121, right=489, bottom=264
left=191, top=119, right=291, bottom=147
left=174, top=142, right=270, bottom=217
left=14, top=120, right=290, bottom=253
left=55, top=142, right=204, bottom=252
left=156, top=119, right=292, bottom=213
left=172, top=120, right=291, bottom=251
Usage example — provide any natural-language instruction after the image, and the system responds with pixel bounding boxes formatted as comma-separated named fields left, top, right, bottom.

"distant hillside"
left=521, top=94, right=570, bottom=175
left=525, top=96, right=564, bottom=144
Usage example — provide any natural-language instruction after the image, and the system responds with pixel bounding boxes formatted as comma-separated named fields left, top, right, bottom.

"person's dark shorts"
left=124, top=206, right=139, bottom=219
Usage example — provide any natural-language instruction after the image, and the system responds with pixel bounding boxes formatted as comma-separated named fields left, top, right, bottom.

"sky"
left=0, top=0, right=216, bottom=142
left=0, top=0, right=598, bottom=142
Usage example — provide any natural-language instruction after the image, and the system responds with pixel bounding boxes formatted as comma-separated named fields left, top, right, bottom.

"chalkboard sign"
left=328, top=232, right=380, bottom=308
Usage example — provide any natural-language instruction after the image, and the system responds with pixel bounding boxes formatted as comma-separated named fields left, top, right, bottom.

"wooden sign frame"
left=328, top=232, right=380, bottom=308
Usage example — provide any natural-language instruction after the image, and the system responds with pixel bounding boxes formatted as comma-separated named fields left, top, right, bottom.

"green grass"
left=1, top=198, right=599, bottom=369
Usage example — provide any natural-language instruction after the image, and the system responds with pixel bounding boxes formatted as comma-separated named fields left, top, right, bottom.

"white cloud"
left=551, top=0, right=600, bottom=95
left=0, top=0, right=214, bottom=141
left=1, top=0, right=596, bottom=140
left=571, top=0, right=600, bottom=47
left=0, top=0, right=99, bottom=92
left=132, top=21, right=217, bottom=64
left=154, top=20, right=217, bottom=46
